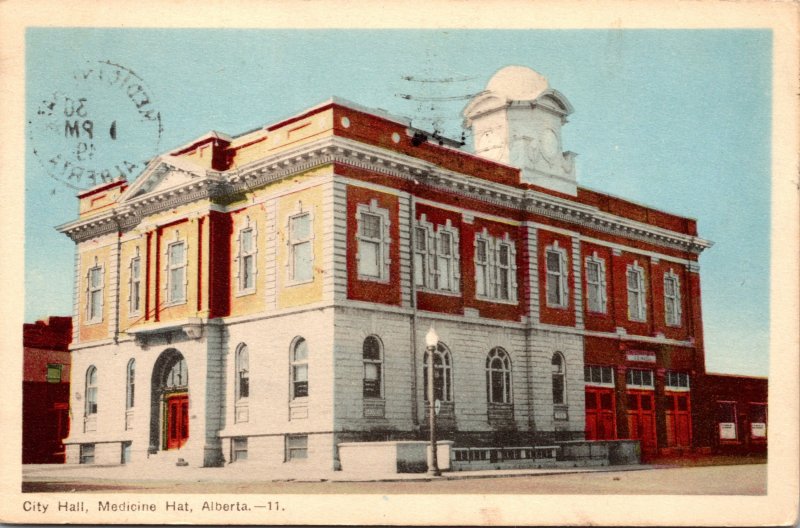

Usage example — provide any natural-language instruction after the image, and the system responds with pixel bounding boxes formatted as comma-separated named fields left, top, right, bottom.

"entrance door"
left=585, top=388, right=617, bottom=440
left=166, top=394, right=189, bottom=450
left=626, top=391, right=657, bottom=453
left=664, top=392, right=692, bottom=448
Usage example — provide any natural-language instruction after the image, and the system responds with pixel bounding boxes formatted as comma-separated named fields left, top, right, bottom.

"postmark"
left=28, top=60, right=163, bottom=190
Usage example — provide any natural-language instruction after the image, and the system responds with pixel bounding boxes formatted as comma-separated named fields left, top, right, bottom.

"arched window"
left=236, top=344, right=249, bottom=400
left=486, top=348, right=512, bottom=404
left=363, top=336, right=383, bottom=399
left=165, top=357, right=188, bottom=389
left=552, top=353, right=566, bottom=405
left=85, top=366, right=98, bottom=416
left=291, top=338, right=309, bottom=399
left=423, top=342, right=452, bottom=402
left=126, top=359, right=136, bottom=409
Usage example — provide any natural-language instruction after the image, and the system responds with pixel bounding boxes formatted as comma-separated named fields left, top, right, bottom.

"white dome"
left=486, top=65, right=549, bottom=101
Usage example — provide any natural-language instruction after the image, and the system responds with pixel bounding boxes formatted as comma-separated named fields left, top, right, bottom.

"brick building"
left=57, top=66, right=718, bottom=469
left=22, top=316, right=72, bottom=464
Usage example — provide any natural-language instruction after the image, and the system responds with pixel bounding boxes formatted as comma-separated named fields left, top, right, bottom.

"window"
left=664, top=270, right=682, bottom=326
left=486, top=348, right=512, bottom=404
left=584, top=365, right=614, bottom=386
left=551, top=353, right=566, bottom=405
left=545, top=243, right=569, bottom=308
left=423, top=343, right=452, bottom=402
left=356, top=200, right=390, bottom=281
left=167, top=241, right=187, bottom=304
left=474, top=230, right=518, bottom=302
left=585, top=255, right=607, bottom=313
left=129, top=254, right=142, bottom=314
left=232, top=437, right=248, bottom=462
left=363, top=336, right=382, bottom=399
left=46, top=364, right=62, bottom=383
left=286, top=434, right=308, bottom=460
left=716, top=401, right=738, bottom=440
left=79, top=444, right=95, bottom=464
left=85, top=366, right=98, bottom=416
left=626, top=262, right=647, bottom=321
left=626, top=368, right=654, bottom=389
left=165, top=357, right=188, bottom=388
left=239, top=228, right=256, bottom=291
left=126, top=359, right=135, bottom=409
left=413, top=226, right=429, bottom=287
left=291, top=338, right=309, bottom=399
left=236, top=345, right=250, bottom=400
left=289, top=213, right=313, bottom=283
left=665, top=371, right=690, bottom=390
left=87, top=264, right=104, bottom=322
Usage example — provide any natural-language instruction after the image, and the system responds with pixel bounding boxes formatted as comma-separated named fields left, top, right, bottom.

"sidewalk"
left=23, top=461, right=655, bottom=484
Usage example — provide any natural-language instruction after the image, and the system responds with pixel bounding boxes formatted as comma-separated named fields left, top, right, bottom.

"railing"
left=452, top=445, right=558, bottom=464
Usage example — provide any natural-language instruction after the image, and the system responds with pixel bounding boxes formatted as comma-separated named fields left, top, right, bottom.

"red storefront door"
left=166, top=394, right=189, bottom=450
left=626, top=391, right=657, bottom=453
left=664, top=392, right=692, bottom=448
left=585, top=388, right=617, bottom=440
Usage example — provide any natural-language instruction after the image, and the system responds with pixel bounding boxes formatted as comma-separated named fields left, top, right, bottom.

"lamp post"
left=425, top=326, right=441, bottom=476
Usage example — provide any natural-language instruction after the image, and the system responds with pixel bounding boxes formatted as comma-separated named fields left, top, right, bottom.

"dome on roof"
left=486, top=65, right=549, bottom=101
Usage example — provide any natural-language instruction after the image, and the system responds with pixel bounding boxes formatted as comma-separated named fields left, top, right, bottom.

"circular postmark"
left=28, top=60, right=163, bottom=190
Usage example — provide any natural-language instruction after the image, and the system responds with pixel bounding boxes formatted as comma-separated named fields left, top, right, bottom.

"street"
left=23, top=463, right=766, bottom=495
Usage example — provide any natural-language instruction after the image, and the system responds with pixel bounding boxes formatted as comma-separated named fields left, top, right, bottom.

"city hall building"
left=57, top=66, right=714, bottom=469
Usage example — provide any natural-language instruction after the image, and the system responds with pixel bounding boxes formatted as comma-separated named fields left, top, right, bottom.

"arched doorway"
left=149, top=349, right=189, bottom=453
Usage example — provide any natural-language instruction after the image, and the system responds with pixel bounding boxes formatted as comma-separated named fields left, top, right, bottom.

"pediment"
left=118, top=155, right=207, bottom=203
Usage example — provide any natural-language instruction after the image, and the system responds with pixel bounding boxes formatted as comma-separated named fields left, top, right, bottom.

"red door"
left=626, top=391, right=657, bottom=453
left=585, top=388, right=617, bottom=440
left=664, top=392, right=692, bottom=448
left=166, top=395, right=189, bottom=450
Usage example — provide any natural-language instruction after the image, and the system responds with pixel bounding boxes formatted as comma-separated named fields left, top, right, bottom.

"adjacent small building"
left=22, top=316, right=72, bottom=464
left=53, top=65, right=763, bottom=470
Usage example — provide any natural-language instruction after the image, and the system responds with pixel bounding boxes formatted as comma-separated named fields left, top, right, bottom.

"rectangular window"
left=626, top=368, right=654, bottom=388
left=168, top=242, right=187, bottom=304
left=475, top=239, right=489, bottom=297
left=413, top=227, right=428, bottom=287
left=584, top=365, right=614, bottom=386
left=664, top=273, right=681, bottom=326
left=436, top=231, right=453, bottom=291
left=46, top=364, right=62, bottom=383
left=497, top=243, right=511, bottom=300
left=545, top=247, right=568, bottom=308
left=79, top=444, right=95, bottom=464
left=585, top=258, right=606, bottom=313
left=232, top=437, right=248, bottom=462
left=130, top=257, right=141, bottom=314
left=290, top=214, right=313, bottom=282
left=363, top=363, right=381, bottom=398
left=239, top=228, right=256, bottom=290
left=717, top=402, right=738, bottom=440
left=286, top=435, right=308, bottom=460
left=358, top=212, right=382, bottom=278
left=88, top=266, right=103, bottom=321
left=626, top=264, right=646, bottom=321
left=665, top=371, right=690, bottom=389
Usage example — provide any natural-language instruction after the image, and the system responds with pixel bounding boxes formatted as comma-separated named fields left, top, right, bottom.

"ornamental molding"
left=58, top=134, right=712, bottom=254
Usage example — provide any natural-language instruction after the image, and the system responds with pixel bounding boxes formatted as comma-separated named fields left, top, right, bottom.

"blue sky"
left=25, top=29, right=771, bottom=376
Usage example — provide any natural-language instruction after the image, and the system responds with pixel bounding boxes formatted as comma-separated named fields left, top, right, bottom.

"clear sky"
left=25, top=29, right=771, bottom=376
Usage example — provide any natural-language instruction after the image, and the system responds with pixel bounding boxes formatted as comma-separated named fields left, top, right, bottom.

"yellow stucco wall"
left=229, top=203, right=268, bottom=317
left=77, top=239, right=114, bottom=343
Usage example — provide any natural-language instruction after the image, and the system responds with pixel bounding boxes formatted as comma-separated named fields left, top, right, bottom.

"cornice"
left=57, top=134, right=712, bottom=254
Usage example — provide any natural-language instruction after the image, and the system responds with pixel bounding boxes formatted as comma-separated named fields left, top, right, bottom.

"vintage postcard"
left=1, top=0, right=798, bottom=525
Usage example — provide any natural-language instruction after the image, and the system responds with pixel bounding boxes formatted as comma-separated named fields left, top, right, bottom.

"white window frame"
left=551, top=352, right=567, bottom=405
left=625, top=368, right=655, bottom=389
left=664, top=269, right=682, bottom=327
left=665, top=371, right=690, bottom=391
left=128, top=249, right=142, bottom=317
left=545, top=242, right=569, bottom=308
left=585, top=253, right=607, bottom=314
left=355, top=199, right=391, bottom=282
left=413, top=219, right=432, bottom=288
left=286, top=434, right=308, bottom=461
left=236, top=344, right=250, bottom=402
left=86, top=258, right=104, bottom=324
left=486, top=347, right=513, bottom=404
left=584, top=365, right=615, bottom=387
left=164, top=234, right=188, bottom=306
left=474, top=229, right=518, bottom=304
left=291, top=337, right=309, bottom=400
left=234, top=217, right=258, bottom=295
left=287, top=204, right=315, bottom=285
left=125, top=359, right=135, bottom=409
left=362, top=335, right=383, bottom=399
left=626, top=261, right=647, bottom=322
left=85, top=366, right=98, bottom=416
left=423, top=343, right=453, bottom=403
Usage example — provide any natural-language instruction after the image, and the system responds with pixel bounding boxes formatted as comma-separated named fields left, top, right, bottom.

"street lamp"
left=425, top=326, right=441, bottom=476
